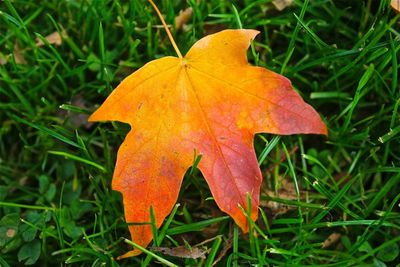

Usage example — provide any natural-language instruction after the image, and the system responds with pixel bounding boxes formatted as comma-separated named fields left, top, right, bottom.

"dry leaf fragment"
left=13, top=42, right=27, bottom=64
left=36, top=31, right=62, bottom=47
left=175, top=7, right=193, bottom=31
left=261, top=179, right=301, bottom=215
left=272, top=0, right=293, bottom=11
left=262, top=179, right=298, bottom=200
left=322, top=232, right=341, bottom=249
left=0, top=53, right=7, bottom=65
left=151, top=246, right=209, bottom=259
left=391, top=0, right=400, bottom=12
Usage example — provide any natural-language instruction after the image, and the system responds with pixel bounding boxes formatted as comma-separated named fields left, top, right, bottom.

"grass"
left=1, top=0, right=399, bottom=266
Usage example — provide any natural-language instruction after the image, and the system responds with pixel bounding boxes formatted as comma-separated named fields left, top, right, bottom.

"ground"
left=0, top=0, right=399, bottom=266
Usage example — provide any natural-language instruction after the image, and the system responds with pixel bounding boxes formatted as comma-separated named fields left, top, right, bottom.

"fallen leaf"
left=391, top=0, right=400, bottom=12
left=272, top=0, right=293, bottom=11
left=175, top=7, right=193, bottom=31
left=322, top=232, right=341, bottom=249
left=36, top=31, right=62, bottom=47
left=90, top=27, right=327, bottom=258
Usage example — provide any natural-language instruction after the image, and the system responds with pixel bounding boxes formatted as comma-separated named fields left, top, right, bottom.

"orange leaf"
left=89, top=29, right=327, bottom=256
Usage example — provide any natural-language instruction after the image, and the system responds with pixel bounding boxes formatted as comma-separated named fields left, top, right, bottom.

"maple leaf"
left=89, top=2, right=327, bottom=258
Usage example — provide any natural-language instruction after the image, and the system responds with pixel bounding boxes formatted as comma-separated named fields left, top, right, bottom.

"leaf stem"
left=148, top=0, right=183, bottom=59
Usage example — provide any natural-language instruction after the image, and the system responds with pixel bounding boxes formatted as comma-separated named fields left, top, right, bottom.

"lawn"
left=1, top=0, right=399, bottom=266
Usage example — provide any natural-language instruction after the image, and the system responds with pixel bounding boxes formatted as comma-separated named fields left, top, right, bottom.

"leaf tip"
left=313, top=117, right=328, bottom=137
left=87, top=108, right=104, bottom=123
left=116, top=249, right=142, bottom=260
left=321, top=124, right=328, bottom=136
left=241, top=29, right=260, bottom=42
